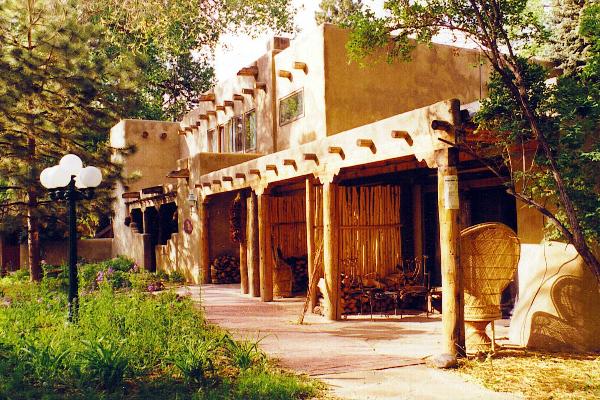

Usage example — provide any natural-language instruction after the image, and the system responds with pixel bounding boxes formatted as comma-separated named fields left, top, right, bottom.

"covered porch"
left=192, top=99, right=468, bottom=356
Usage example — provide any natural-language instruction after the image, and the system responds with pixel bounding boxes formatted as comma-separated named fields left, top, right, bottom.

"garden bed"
left=0, top=258, right=321, bottom=399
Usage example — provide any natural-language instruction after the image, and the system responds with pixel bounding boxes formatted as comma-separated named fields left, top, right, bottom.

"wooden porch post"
left=239, top=193, right=249, bottom=294
left=436, top=147, right=465, bottom=357
left=305, top=178, right=318, bottom=310
left=199, top=199, right=211, bottom=284
left=323, top=180, right=340, bottom=320
left=247, top=193, right=260, bottom=297
left=258, top=193, right=273, bottom=302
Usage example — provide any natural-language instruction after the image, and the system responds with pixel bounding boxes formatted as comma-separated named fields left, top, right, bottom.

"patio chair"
left=461, top=222, right=520, bottom=354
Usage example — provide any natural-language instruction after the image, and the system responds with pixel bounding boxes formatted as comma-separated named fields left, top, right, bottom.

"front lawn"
left=0, top=259, right=320, bottom=399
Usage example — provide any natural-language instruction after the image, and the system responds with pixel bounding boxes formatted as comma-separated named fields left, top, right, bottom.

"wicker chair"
left=461, top=222, right=520, bottom=354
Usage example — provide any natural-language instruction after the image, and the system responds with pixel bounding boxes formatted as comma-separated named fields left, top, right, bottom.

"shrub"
left=80, top=338, right=129, bottom=390
left=222, top=335, right=265, bottom=370
left=169, top=270, right=186, bottom=284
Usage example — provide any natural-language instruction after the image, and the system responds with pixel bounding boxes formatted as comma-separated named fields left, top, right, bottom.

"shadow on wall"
left=528, top=275, right=592, bottom=352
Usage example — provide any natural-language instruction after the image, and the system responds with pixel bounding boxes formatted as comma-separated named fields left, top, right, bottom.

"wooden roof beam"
left=122, top=192, right=140, bottom=199
left=283, top=159, right=297, bottom=170
left=328, top=146, right=345, bottom=159
left=356, top=139, right=376, bottom=153
left=303, top=153, right=319, bottom=165
left=235, top=173, right=246, bottom=181
left=242, top=88, right=255, bottom=96
left=255, top=82, right=267, bottom=91
left=215, top=105, right=225, bottom=112
left=237, top=66, right=259, bottom=78
left=391, top=130, right=413, bottom=146
left=266, top=164, right=278, bottom=175
left=294, top=61, right=307, bottom=73
left=207, top=110, right=217, bottom=117
left=222, top=176, right=233, bottom=182
left=431, top=120, right=453, bottom=132
left=233, top=94, right=244, bottom=101
left=199, top=93, right=216, bottom=102
left=224, top=100, right=234, bottom=108
left=249, top=168, right=261, bottom=177
left=278, top=70, right=292, bottom=80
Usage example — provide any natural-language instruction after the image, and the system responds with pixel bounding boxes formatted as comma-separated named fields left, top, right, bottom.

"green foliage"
left=234, top=369, right=318, bottom=400
left=550, top=0, right=590, bottom=75
left=79, top=0, right=296, bottom=121
left=80, top=338, right=129, bottom=390
left=223, top=335, right=266, bottom=370
left=169, top=270, right=186, bottom=284
left=0, top=274, right=319, bottom=399
left=315, top=0, right=363, bottom=27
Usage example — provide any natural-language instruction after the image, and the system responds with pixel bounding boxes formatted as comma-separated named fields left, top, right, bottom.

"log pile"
left=339, top=274, right=399, bottom=315
left=210, top=255, right=241, bottom=284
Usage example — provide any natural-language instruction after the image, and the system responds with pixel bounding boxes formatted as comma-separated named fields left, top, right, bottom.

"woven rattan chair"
left=461, top=222, right=520, bottom=354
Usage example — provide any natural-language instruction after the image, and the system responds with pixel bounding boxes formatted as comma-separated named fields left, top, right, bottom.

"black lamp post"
left=40, top=154, right=102, bottom=321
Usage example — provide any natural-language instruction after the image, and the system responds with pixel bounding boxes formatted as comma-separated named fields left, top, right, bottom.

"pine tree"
left=550, top=0, right=590, bottom=75
left=0, top=0, right=136, bottom=280
left=315, top=0, right=363, bottom=26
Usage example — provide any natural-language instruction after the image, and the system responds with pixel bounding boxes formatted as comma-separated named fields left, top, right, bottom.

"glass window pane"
left=234, top=116, right=243, bottom=152
left=244, top=110, right=256, bottom=151
left=279, top=89, right=304, bottom=126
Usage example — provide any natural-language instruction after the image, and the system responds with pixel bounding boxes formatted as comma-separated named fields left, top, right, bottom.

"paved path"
left=179, top=284, right=522, bottom=400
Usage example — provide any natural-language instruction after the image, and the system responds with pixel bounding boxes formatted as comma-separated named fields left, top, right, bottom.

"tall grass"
left=0, top=266, right=320, bottom=399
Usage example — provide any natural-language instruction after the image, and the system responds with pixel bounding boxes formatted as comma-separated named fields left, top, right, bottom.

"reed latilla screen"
left=461, top=222, right=520, bottom=321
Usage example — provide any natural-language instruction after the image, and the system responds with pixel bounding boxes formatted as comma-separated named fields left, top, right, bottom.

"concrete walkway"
left=179, top=284, right=522, bottom=400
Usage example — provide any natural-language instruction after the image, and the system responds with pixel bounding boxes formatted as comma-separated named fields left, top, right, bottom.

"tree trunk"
left=27, top=136, right=41, bottom=282
left=27, top=194, right=41, bottom=282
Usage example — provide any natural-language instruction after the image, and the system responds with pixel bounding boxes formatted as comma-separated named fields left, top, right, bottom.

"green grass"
left=0, top=266, right=321, bottom=399
left=459, top=350, right=600, bottom=400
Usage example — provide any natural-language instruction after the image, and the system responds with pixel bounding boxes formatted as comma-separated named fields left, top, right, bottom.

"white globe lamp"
left=59, top=154, right=83, bottom=177
left=79, top=166, right=102, bottom=188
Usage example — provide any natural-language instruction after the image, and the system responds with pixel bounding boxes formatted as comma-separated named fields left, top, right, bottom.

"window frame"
left=279, top=89, right=305, bottom=126
left=243, top=109, right=257, bottom=153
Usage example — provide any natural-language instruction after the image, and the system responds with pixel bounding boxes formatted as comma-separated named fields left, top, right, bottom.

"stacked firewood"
left=210, top=255, right=241, bottom=284
left=339, top=274, right=398, bottom=315
left=284, top=255, right=308, bottom=293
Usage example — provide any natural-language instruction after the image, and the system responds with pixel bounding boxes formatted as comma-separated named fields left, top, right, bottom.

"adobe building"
left=110, top=24, right=600, bottom=353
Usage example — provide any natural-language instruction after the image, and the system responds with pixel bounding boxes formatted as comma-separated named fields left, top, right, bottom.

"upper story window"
left=244, top=110, right=256, bottom=152
left=207, top=129, right=217, bottom=152
left=279, top=89, right=304, bottom=126
left=218, top=124, right=226, bottom=152
left=232, top=115, right=244, bottom=152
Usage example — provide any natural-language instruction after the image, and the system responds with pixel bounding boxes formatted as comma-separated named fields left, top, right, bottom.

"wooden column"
left=305, top=178, right=318, bottom=310
left=436, top=148, right=465, bottom=357
left=322, top=181, right=340, bottom=320
left=239, top=193, right=249, bottom=294
left=199, top=200, right=211, bottom=284
left=258, top=193, right=273, bottom=302
left=247, top=193, right=260, bottom=297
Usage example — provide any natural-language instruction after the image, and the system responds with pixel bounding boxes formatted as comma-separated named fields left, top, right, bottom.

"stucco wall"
left=274, top=26, right=327, bottom=149
left=19, top=239, right=113, bottom=267
left=509, top=241, right=600, bottom=352
left=110, top=119, right=181, bottom=192
left=323, top=24, right=490, bottom=136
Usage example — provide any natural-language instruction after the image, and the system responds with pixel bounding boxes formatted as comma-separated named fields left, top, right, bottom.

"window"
left=233, top=116, right=244, bottom=152
left=218, top=125, right=226, bottom=152
left=279, top=89, right=304, bottom=126
left=244, top=110, right=256, bottom=152
left=207, top=129, right=217, bottom=152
